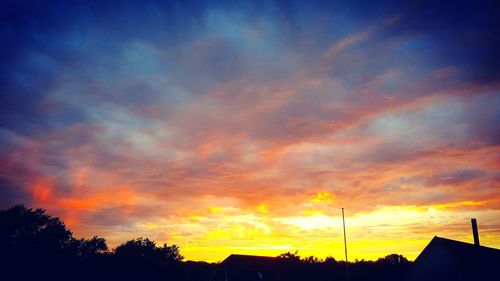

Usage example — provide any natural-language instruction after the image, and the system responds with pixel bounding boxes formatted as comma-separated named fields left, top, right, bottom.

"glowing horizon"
left=1, top=1, right=499, bottom=262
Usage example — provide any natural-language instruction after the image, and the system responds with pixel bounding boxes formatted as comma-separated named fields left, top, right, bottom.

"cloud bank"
left=1, top=0, right=499, bottom=261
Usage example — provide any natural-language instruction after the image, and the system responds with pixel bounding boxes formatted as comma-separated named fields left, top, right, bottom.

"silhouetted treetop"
left=115, top=237, right=183, bottom=264
left=377, top=254, right=410, bottom=265
left=277, top=251, right=326, bottom=264
left=303, top=255, right=322, bottom=264
left=73, top=236, right=108, bottom=257
left=0, top=204, right=73, bottom=253
left=277, top=250, right=301, bottom=262
left=324, top=256, right=337, bottom=264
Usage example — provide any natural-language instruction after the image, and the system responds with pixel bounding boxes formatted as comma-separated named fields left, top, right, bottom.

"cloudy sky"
left=1, top=0, right=499, bottom=261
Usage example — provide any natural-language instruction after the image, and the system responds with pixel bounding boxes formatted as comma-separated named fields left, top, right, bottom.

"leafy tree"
left=277, top=250, right=301, bottom=262
left=376, top=253, right=409, bottom=265
left=324, top=256, right=337, bottom=264
left=0, top=204, right=73, bottom=255
left=73, top=236, right=108, bottom=257
left=159, top=242, right=183, bottom=261
left=303, top=255, right=321, bottom=264
left=115, top=237, right=183, bottom=264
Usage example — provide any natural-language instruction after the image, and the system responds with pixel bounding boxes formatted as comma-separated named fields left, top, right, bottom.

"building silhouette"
left=210, top=254, right=282, bottom=281
left=406, top=219, right=500, bottom=281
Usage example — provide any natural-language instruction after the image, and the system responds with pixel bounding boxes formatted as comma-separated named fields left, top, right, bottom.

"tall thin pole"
left=342, top=208, right=349, bottom=279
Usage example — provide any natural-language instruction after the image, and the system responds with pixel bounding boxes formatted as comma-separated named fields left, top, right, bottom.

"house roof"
left=407, top=236, right=500, bottom=281
left=415, top=236, right=500, bottom=263
left=214, top=254, right=283, bottom=281
left=221, top=254, right=281, bottom=270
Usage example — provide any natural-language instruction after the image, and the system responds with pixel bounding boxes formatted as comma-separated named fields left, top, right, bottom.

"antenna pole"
left=342, top=208, right=349, bottom=279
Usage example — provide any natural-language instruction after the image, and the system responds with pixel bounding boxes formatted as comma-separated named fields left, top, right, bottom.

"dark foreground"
left=1, top=204, right=411, bottom=281
left=1, top=253, right=412, bottom=281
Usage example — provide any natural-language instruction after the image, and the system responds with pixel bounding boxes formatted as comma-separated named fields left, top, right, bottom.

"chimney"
left=471, top=218, right=480, bottom=246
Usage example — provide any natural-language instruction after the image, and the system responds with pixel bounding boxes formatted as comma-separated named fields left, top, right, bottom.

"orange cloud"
left=31, top=177, right=54, bottom=204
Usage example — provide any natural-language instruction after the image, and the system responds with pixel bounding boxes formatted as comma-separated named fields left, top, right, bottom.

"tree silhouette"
left=115, top=237, right=183, bottom=264
left=277, top=250, right=301, bottom=262
left=0, top=204, right=73, bottom=255
left=303, top=255, right=322, bottom=264
left=73, top=236, right=108, bottom=257
left=324, top=256, right=337, bottom=264
left=0, top=205, right=79, bottom=280
left=377, top=254, right=410, bottom=265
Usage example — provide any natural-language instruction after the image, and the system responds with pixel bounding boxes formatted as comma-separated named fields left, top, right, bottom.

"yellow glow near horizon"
left=106, top=202, right=500, bottom=263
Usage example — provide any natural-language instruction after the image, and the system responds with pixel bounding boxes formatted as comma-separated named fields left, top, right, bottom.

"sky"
left=1, top=0, right=499, bottom=262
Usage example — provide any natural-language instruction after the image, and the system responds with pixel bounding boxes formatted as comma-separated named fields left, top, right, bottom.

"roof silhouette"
left=407, top=236, right=500, bottom=281
left=222, top=254, right=280, bottom=269
left=211, top=254, right=282, bottom=281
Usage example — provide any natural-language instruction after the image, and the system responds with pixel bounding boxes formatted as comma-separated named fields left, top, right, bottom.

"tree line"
left=0, top=204, right=412, bottom=281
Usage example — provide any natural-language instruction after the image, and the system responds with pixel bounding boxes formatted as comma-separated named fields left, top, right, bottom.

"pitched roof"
left=209, top=254, right=285, bottom=281
left=415, top=236, right=500, bottom=262
left=221, top=254, right=280, bottom=270
left=407, top=236, right=500, bottom=281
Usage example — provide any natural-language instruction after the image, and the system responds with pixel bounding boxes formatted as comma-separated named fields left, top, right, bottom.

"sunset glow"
left=1, top=0, right=499, bottom=262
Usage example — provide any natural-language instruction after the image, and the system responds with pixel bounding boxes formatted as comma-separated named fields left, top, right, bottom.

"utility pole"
left=342, top=208, right=349, bottom=279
